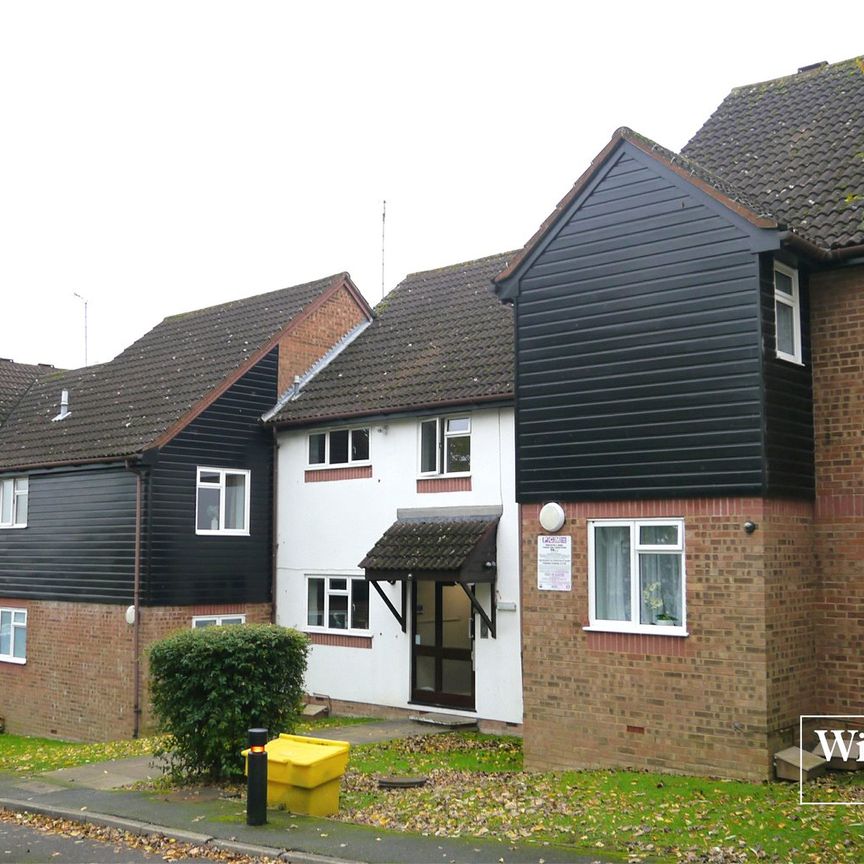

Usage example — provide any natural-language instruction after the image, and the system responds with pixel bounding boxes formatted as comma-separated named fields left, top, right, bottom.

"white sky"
left=1, top=1, right=861, bottom=369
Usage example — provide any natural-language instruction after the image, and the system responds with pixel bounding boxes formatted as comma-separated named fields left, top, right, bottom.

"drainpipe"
left=271, top=427, right=279, bottom=625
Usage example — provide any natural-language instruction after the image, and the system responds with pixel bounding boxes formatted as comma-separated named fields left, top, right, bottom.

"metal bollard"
left=246, top=727, right=268, bottom=826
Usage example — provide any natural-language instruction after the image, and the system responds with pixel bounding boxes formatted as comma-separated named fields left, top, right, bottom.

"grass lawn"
left=339, top=732, right=864, bottom=863
left=0, top=715, right=372, bottom=776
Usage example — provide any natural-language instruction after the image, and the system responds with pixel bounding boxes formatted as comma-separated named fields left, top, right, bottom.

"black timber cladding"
left=759, top=253, right=814, bottom=497
left=513, top=144, right=773, bottom=501
left=143, top=348, right=278, bottom=606
left=0, top=465, right=136, bottom=603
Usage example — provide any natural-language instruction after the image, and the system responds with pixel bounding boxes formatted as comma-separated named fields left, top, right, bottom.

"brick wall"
left=811, top=263, right=864, bottom=716
left=520, top=497, right=816, bottom=781
left=277, top=284, right=369, bottom=395
left=0, top=600, right=271, bottom=742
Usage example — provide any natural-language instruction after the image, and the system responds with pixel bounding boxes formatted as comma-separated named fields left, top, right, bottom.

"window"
left=588, top=520, right=686, bottom=634
left=0, top=476, right=28, bottom=528
left=307, top=428, right=370, bottom=467
left=0, top=607, right=27, bottom=663
left=419, top=416, right=471, bottom=475
left=195, top=467, right=250, bottom=535
left=192, top=614, right=246, bottom=628
left=774, top=261, right=802, bottom=364
left=306, top=576, right=370, bottom=632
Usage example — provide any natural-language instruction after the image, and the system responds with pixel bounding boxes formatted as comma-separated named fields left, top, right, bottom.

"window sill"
left=305, top=631, right=372, bottom=649
left=775, top=353, right=805, bottom=367
left=305, top=466, right=373, bottom=482
left=195, top=530, right=251, bottom=537
left=0, top=525, right=27, bottom=530
left=0, top=657, right=27, bottom=665
left=583, top=624, right=689, bottom=638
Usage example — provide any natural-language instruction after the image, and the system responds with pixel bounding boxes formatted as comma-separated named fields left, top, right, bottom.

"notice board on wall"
left=537, top=534, right=571, bottom=591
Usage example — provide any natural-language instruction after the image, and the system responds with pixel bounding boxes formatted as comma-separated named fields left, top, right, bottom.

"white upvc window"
left=307, top=427, right=370, bottom=468
left=0, top=607, right=27, bottom=664
left=192, top=614, right=246, bottom=628
left=0, top=476, right=29, bottom=528
left=587, top=519, right=687, bottom=636
left=774, top=261, right=802, bottom=364
left=195, top=467, right=251, bottom=535
left=305, top=575, right=370, bottom=633
left=418, top=416, right=471, bottom=476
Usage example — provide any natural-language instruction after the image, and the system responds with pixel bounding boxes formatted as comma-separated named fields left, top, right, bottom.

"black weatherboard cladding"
left=0, top=465, right=136, bottom=603
left=144, top=349, right=278, bottom=606
left=515, top=145, right=767, bottom=501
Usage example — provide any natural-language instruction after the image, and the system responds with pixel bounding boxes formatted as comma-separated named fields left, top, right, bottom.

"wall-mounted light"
left=744, top=521, right=758, bottom=535
left=539, top=502, right=566, bottom=533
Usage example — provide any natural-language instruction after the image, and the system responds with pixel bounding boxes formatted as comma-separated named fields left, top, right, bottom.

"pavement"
left=0, top=720, right=612, bottom=864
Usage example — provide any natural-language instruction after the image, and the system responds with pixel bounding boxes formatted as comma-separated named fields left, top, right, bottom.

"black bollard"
left=246, top=727, right=268, bottom=826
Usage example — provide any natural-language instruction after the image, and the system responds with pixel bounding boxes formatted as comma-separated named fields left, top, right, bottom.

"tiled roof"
left=0, top=360, right=57, bottom=427
left=270, top=253, right=515, bottom=426
left=0, top=275, right=345, bottom=470
left=358, top=517, right=499, bottom=574
left=682, top=56, right=864, bottom=249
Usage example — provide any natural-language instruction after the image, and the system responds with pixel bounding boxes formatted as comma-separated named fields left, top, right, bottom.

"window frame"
left=306, top=427, right=371, bottom=469
left=304, top=574, right=371, bottom=635
left=0, top=606, right=27, bottom=664
left=417, top=415, right=471, bottom=477
left=773, top=261, right=803, bottom=365
left=586, top=518, right=687, bottom=636
left=195, top=467, right=251, bottom=536
left=191, top=614, right=246, bottom=628
left=0, top=476, right=29, bottom=529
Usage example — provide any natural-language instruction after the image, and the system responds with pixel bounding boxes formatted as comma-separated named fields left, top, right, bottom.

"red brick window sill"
left=306, top=632, right=372, bottom=649
left=305, top=466, right=373, bottom=483
left=585, top=629, right=691, bottom=657
left=416, top=476, right=472, bottom=493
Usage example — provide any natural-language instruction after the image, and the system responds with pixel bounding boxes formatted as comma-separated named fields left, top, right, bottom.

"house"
left=0, top=274, right=372, bottom=741
left=267, top=253, right=523, bottom=729
left=494, top=56, right=864, bottom=780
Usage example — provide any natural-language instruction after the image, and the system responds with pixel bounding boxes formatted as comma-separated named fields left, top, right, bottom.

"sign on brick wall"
left=537, top=535, right=571, bottom=591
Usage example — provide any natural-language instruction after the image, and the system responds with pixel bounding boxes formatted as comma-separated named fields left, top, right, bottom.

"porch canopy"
left=358, top=511, right=500, bottom=636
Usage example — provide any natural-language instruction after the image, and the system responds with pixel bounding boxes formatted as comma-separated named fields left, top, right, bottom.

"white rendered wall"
left=275, top=407, right=522, bottom=724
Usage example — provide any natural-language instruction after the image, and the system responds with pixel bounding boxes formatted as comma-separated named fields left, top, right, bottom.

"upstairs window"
left=419, top=416, right=471, bottom=475
left=196, top=467, right=250, bottom=535
left=774, top=262, right=802, bottom=364
left=306, top=575, right=370, bottom=632
left=0, top=476, right=28, bottom=528
left=0, top=607, right=27, bottom=663
left=588, top=519, right=686, bottom=635
left=308, top=428, right=370, bottom=467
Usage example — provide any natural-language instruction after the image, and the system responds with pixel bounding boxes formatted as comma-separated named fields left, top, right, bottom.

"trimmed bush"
left=148, top=624, right=309, bottom=780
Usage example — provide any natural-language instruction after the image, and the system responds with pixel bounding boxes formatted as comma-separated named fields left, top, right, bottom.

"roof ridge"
left=727, top=55, right=863, bottom=92
left=162, top=272, right=347, bottom=322
left=402, top=251, right=516, bottom=281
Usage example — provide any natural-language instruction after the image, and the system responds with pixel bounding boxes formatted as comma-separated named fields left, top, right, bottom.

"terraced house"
left=0, top=275, right=372, bottom=740
left=495, top=56, right=864, bottom=779
left=267, top=254, right=522, bottom=729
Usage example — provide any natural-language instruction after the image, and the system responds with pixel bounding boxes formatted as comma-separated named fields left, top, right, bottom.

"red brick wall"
left=520, top=497, right=815, bottom=781
left=811, top=263, right=864, bottom=716
left=277, top=285, right=369, bottom=395
left=0, top=600, right=270, bottom=742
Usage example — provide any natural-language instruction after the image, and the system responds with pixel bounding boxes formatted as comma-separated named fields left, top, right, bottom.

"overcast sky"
left=2, top=2, right=861, bottom=370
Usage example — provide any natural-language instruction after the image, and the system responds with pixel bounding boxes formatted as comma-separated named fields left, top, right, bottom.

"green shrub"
left=148, top=624, right=309, bottom=780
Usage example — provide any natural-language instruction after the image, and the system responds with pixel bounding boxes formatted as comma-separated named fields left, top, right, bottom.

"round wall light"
left=539, top=502, right=566, bottom=533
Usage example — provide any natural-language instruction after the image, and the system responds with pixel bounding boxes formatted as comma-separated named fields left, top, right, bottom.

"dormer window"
left=774, top=262, right=802, bottom=364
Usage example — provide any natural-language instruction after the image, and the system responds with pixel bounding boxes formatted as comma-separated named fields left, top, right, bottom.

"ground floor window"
left=192, top=614, right=246, bottom=628
left=306, top=575, right=369, bottom=632
left=0, top=607, right=27, bottom=663
left=588, top=519, right=686, bottom=633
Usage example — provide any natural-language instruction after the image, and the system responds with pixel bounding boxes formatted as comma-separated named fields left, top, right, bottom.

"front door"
left=411, top=581, right=475, bottom=709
